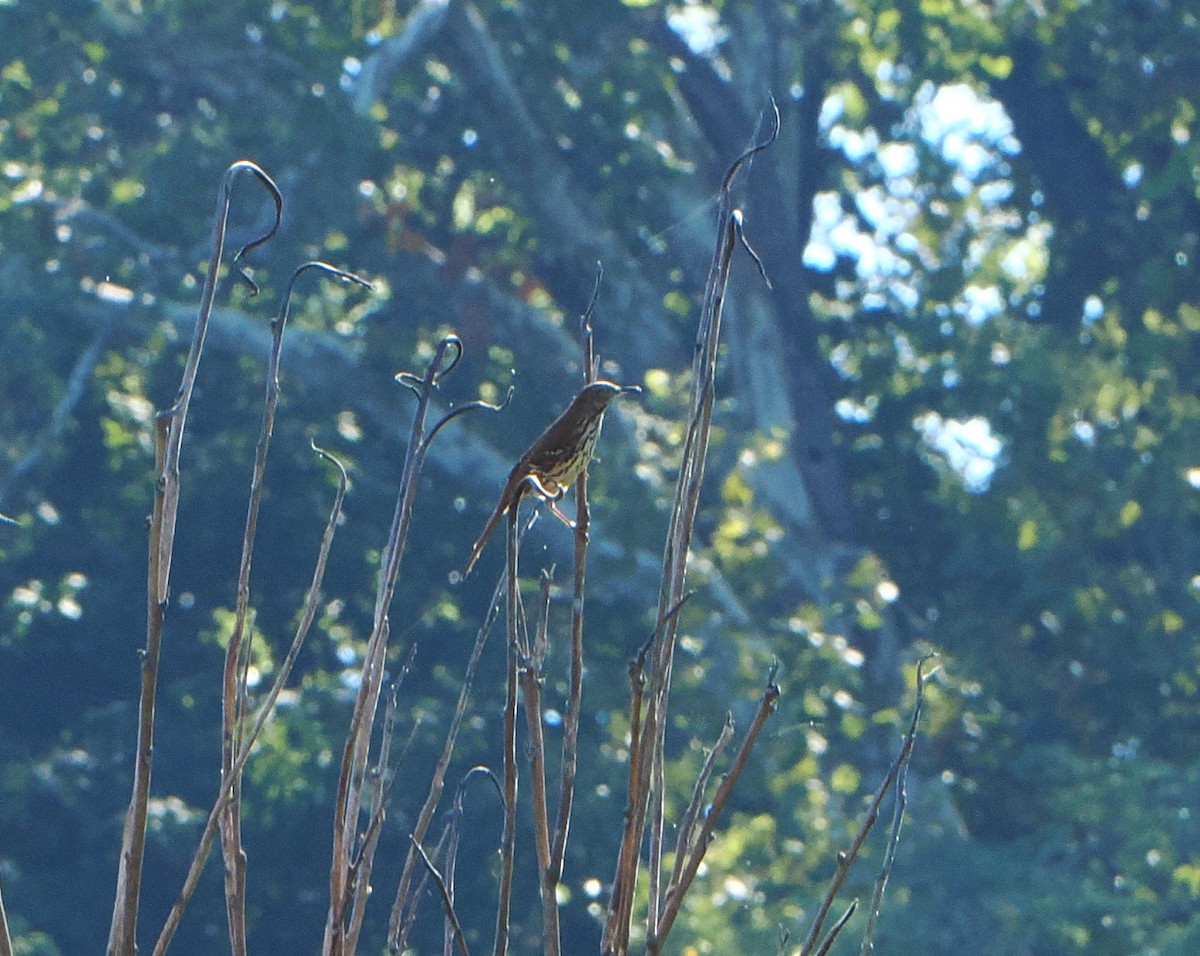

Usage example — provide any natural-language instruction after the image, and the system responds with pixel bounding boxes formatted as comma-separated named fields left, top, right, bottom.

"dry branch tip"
left=815, top=899, right=858, bottom=956
left=455, top=764, right=504, bottom=809
left=581, top=260, right=604, bottom=334
left=732, top=209, right=772, bottom=289
left=310, top=440, right=349, bottom=484
left=719, top=95, right=780, bottom=199
left=428, top=383, right=514, bottom=449
left=410, top=836, right=470, bottom=956
left=225, top=160, right=283, bottom=295
left=280, top=261, right=373, bottom=325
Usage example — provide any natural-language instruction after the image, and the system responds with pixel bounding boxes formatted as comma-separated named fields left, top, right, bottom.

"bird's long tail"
left=463, top=502, right=506, bottom=578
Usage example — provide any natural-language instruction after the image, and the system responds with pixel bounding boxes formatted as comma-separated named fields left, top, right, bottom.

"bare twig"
left=387, top=515, right=527, bottom=954
left=493, top=506, right=521, bottom=956
left=858, top=659, right=935, bottom=955
left=345, top=670, right=409, bottom=950
left=536, top=264, right=608, bottom=950
left=151, top=443, right=348, bottom=956
left=219, top=260, right=370, bottom=956
left=667, top=714, right=735, bottom=896
left=411, top=837, right=470, bottom=956
left=0, top=876, right=13, bottom=956
left=153, top=162, right=281, bottom=608
left=649, top=666, right=781, bottom=953
left=816, top=900, right=858, bottom=956
left=799, top=658, right=933, bottom=956
left=607, top=593, right=692, bottom=955
left=579, top=262, right=602, bottom=382
left=603, top=105, right=778, bottom=956
left=422, top=766, right=502, bottom=956
left=107, top=160, right=281, bottom=956
left=519, top=569, right=559, bottom=956
left=326, top=334, right=493, bottom=955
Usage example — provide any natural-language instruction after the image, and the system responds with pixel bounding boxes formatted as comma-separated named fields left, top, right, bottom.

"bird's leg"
left=547, top=498, right=575, bottom=529
left=523, top=474, right=574, bottom=529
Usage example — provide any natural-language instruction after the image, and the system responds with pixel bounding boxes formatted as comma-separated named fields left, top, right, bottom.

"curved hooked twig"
left=581, top=261, right=604, bottom=336
left=279, top=261, right=373, bottom=330
left=719, top=95, right=780, bottom=200
left=432, top=333, right=464, bottom=385
left=393, top=371, right=423, bottom=397
left=225, top=160, right=283, bottom=295
left=453, top=764, right=505, bottom=813
left=424, top=384, right=513, bottom=451
left=393, top=334, right=464, bottom=397
left=580, top=260, right=605, bottom=381
left=310, top=438, right=349, bottom=485
left=394, top=333, right=512, bottom=451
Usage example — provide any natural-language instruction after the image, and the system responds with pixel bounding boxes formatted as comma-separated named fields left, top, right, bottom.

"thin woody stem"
left=800, top=659, right=932, bottom=956
left=0, top=874, right=13, bottom=956
left=221, top=262, right=369, bottom=956
left=604, top=105, right=778, bottom=956
left=152, top=445, right=347, bottom=956
left=325, top=336, right=467, bottom=955
left=387, top=513, right=531, bottom=954
left=548, top=268, right=604, bottom=889
left=493, top=507, right=521, bottom=956
left=107, top=160, right=280, bottom=956
left=649, top=667, right=779, bottom=953
left=520, top=572, right=560, bottom=956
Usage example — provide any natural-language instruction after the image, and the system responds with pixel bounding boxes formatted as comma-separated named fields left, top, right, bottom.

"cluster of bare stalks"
left=0, top=117, right=927, bottom=956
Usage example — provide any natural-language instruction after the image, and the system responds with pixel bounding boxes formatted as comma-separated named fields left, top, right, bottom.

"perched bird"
left=463, top=380, right=639, bottom=577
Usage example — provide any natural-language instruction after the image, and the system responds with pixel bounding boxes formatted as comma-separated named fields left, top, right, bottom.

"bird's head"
left=578, top=380, right=641, bottom=413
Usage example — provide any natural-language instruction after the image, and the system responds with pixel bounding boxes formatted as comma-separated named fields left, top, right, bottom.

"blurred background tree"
left=2, top=0, right=1200, bottom=953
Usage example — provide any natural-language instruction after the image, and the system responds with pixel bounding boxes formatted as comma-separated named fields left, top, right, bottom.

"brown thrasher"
left=463, top=380, right=639, bottom=577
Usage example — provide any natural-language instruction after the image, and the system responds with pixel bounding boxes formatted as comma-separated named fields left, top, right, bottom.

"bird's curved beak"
left=619, top=384, right=642, bottom=396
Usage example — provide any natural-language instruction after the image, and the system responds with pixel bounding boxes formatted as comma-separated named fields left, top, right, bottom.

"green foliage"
left=888, top=750, right=1200, bottom=955
left=2, top=0, right=1200, bottom=953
